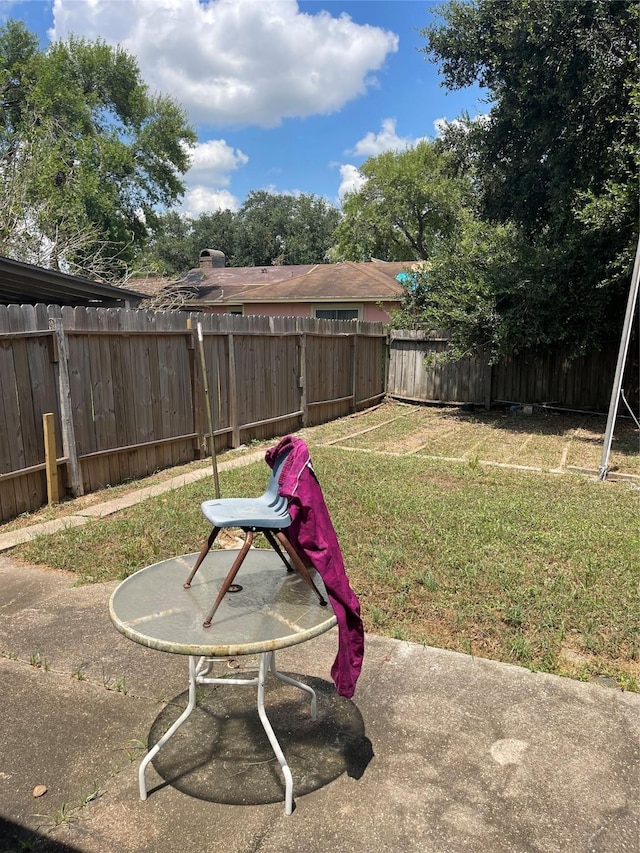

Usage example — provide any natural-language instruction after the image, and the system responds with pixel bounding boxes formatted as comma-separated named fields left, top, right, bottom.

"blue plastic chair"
left=184, top=449, right=327, bottom=627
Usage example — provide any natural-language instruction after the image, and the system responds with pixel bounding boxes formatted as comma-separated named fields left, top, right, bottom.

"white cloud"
left=50, top=0, right=399, bottom=128
left=350, top=117, right=423, bottom=157
left=182, top=186, right=239, bottom=217
left=178, top=139, right=247, bottom=215
left=337, top=164, right=366, bottom=201
left=434, top=113, right=490, bottom=136
left=185, top=139, right=248, bottom=185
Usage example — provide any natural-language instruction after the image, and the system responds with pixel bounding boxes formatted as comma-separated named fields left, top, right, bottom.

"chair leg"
left=275, top=532, right=327, bottom=608
left=263, top=530, right=294, bottom=573
left=184, top=527, right=221, bottom=588
left=203, top=531, right=255, bottom=628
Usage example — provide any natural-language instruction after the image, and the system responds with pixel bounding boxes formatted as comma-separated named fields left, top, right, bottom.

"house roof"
left=198, top=264, right=318, bottom=290
left=183, top=261, right=408, bottom=306
left=126, top=276, right=171, bottom=298
left=0, top=255, right=144, bottom=307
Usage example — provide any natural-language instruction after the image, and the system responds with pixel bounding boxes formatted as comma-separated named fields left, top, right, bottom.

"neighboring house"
left=0, top=255, right=143, bottom=307
left=144, top=250, right=409, bottom=322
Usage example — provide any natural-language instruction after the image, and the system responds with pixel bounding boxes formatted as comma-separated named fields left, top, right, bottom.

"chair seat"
left=201, top=496, right=291, bottom=529
left=187, top=446, right=327, bottom=628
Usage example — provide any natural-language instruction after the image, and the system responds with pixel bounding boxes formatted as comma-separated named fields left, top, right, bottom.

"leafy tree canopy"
left=144, top=191, right=341, bottom=276
left=425, top=0, right=638, bottom=234
left=0, top=19, right=196, bottom=278
left=409, top=0, right=640, bottom=357
left=333, top=140, right=472, bottom=262
left=234, top=190, right=342, bottom=267
left=392, top=216, right=621, bottom=362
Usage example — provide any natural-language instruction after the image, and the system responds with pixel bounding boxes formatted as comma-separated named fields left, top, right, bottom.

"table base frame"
left=138, top=651, right=317, bottom=815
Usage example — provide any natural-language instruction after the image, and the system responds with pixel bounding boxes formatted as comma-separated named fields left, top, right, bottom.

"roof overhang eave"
left=204, top=295, right=401, bottom=305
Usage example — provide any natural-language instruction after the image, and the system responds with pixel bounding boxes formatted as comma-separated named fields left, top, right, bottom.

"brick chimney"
left=199, top=249, right=225, bottom=269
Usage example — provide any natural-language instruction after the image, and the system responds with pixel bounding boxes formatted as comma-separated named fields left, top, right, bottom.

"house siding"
left=363, top=302, right=395, bottom=323
left=198, top=300, right=396, bottom=322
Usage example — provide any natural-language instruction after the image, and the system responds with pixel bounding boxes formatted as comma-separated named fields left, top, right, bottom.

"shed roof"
left=0, top=256, right=144, bottom=307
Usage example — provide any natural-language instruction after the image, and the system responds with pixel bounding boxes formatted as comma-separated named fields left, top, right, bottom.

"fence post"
left=484, top=355, right=492, bottom=411
left=298, top=331, right=308, bottom=427
left=383, top=330, right=390, bottom=399
left=350, top=332, right=357, bottom=412
left=186, top=318, right=205, bottom=458
left=228, top=332, right=240, bottom=447
left=49, top=318, right=84, bottom=497
left=42, top=412, right=59, bottom=504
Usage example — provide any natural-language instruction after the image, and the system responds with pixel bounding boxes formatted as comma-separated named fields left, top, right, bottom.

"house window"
left=314, top=306, right=360, bottom=321
left=227, top=305, right=243, bottom=315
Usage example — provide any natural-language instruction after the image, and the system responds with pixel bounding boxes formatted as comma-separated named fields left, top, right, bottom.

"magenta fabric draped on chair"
left=265, top=436, right=364, bottom=699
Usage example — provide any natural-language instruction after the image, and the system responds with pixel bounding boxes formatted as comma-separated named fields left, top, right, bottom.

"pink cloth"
left=265, top=436, right=364, bottom=699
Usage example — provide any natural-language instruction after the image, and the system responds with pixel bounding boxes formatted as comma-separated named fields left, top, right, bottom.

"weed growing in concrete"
left=34, top=801, right=77, bottom=831
left=71, top=664, right=86, bottom=681
left=124, top=738, right=148, bottom=761
left=29, top=651, right=49, bottom=671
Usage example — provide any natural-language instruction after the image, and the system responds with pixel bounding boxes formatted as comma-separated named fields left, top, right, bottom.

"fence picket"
left=387, top=331, right=623, bottom=411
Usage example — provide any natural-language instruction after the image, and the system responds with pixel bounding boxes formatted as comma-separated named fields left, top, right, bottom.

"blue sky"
left=0, top=0, right=487, bottom=216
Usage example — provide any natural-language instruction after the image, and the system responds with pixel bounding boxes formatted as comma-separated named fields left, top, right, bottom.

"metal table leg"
left=269, top=652, right=317, bottom=721
left=139, top=651, right=317, bottom=814
left=200, top=650, right=317, bottom=815
left=138, top=655, right=199, bottom=800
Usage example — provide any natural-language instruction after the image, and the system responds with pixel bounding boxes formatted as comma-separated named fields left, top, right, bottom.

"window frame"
left=312, top=303, right=362, bottom=321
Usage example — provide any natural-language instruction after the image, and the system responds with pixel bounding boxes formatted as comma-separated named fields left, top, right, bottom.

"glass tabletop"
left=109, top=549, right=336, bottom=657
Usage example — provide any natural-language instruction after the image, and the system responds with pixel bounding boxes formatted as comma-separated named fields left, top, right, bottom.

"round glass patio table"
left=109, top=549, right=336, bottom=815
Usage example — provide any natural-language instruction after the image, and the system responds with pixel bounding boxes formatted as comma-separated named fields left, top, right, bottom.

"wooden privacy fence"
left=0, top=305, right=386, bottom=523
left=388, top=330, right=626, bottom=411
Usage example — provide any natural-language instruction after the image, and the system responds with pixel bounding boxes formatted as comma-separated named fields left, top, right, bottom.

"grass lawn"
left=15, top=436, right=639, bottom=692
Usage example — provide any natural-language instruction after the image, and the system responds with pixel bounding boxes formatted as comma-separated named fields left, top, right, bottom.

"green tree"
left=0, top=20, right=196, bottom=278
left=333, top=141, right=471, bottom=262
left=140, top=211, right=195, bottom=277
left=142, top=209, right=242, bottom=276
left=282, top=193, right=342, bottom=265
left=191, top=209, right=241, bottom=266
left=143, top=192, right=341, bottom=275
left=235, top=190, right=341, bottom=266
left=421, top=0, right=639, bottom=354
left=393, top=217, right=586, bottom=362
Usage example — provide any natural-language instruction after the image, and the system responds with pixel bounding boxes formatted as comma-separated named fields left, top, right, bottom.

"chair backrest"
left=263, top=448, right=292, bottom=505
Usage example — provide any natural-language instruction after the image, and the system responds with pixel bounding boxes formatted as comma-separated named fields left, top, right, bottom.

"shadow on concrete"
left=0, top=816, right=84, bottom=853
left=147, top=674, right=373, bottom=805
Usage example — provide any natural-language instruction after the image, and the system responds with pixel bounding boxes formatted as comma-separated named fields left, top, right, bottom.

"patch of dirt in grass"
left=559, top=643, right=640, bottom=690
left=299, top=402, right=405, bottom=445
left=314, top=401, right=639, bottom=477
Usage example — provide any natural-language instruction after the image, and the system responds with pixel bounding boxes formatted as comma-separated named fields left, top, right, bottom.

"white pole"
left=598, top=234, right=640, bottom=480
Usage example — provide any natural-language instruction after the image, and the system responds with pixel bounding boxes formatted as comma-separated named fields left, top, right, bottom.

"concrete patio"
left=1, top=552, right=638, bottom=853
